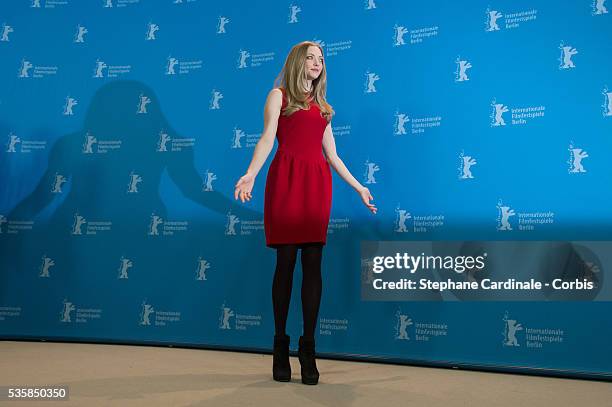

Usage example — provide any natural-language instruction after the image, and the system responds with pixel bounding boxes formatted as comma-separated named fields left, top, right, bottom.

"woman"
left=234, top=41, right=377, bottom=385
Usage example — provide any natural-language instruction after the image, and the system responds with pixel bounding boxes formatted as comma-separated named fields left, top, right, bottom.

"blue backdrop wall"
left=1, top=0, right=611, bottom=379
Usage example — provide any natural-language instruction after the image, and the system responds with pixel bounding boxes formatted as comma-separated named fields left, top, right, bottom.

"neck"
left=303, top=78, right=313, bottom=94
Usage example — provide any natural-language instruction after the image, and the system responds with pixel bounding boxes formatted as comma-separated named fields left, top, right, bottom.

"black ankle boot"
left=272, top=333, right=291, bottom=382
left=298, top=336, right=319, bottom=385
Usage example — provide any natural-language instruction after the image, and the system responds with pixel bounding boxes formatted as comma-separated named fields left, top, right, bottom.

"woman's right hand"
left=234, top=172, right=255, bottom=203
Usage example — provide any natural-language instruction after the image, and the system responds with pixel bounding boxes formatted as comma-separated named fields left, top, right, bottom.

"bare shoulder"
left=269, top=87, right=283, bottom=99
left=266, top=88, right=283, bottom=107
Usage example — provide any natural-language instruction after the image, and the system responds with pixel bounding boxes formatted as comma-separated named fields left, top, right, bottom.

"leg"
left=300, top=242, right=323, bottom=340
left=298, top=242, right=323, bottom=385
left=271, top=244, right=298, bottom=382
left=272, top=244, right=299, bottom=336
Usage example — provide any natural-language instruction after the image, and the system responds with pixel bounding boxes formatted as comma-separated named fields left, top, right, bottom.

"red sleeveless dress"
left=264, top=87, right=332, bottom=248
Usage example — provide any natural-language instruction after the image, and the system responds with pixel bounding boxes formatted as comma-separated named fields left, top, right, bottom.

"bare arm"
left=322, top=123, right=363, bottom=192
left=245, top=88, right=282, bottom=177
left=322, top=122, right=377, bottom=214
left=234, top=88, right=282, bottom=202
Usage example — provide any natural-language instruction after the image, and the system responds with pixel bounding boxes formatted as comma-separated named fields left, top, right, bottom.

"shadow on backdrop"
left=1, top=80, right=262, bottom=308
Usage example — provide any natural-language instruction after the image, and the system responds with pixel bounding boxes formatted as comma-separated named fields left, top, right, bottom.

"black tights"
left=272, top=243, right=323, bottom=340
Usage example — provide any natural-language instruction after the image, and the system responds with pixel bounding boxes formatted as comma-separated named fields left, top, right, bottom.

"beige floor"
left=0, top=341, right=610, bottom=406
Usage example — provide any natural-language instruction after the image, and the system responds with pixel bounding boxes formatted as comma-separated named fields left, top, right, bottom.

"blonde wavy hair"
left=273, top=41, right=335, bottom=123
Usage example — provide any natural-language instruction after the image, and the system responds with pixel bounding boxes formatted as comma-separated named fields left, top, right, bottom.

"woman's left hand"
left=358, top=187, right=377, bottom=214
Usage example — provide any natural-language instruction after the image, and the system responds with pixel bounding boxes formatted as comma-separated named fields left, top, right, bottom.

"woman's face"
left=304, top=45, right=324, bottom=81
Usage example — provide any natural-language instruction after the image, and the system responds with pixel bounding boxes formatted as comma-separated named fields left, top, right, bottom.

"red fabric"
left=264, top=87, right=332, bottom=248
